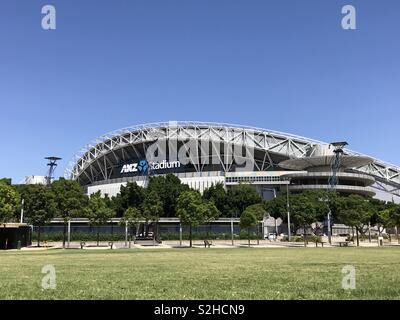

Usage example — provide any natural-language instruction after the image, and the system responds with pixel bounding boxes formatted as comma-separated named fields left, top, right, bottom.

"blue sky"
left=1, top=0, right=399, bottom=182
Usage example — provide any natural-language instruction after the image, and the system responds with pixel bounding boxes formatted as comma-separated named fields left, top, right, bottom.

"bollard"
left=17, top=240, right=21, bottom=250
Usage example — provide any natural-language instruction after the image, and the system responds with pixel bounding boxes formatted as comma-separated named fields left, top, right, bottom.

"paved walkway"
left=19, top=239, right=400, bottom=251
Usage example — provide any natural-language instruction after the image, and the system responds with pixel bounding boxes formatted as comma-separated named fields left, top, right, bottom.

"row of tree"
left=1, top=176, right=400, bottom=247
left=0, top=175, right=264, bottom=247
left=265, top=190, right=400, bottom=246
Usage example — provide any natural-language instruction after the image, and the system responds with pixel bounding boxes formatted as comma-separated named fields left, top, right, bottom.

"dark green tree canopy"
left=336, top=194, right=372, bottom=229
left=0, top=181, right=20, bottom=224
left=227, top=184, right=262, bottom=216
left=84, top=191, right=115, bottom=226
left=112, top=182, right=145, bottom=217
left=50, top=178, right=86, bottom=222
left=141, top=189, right=163, bottom=223
left=147, top=174, right=190, bottom=217
left=19, top=184, right=56, bottom=227
left=202, top=183, right=231, bottom=217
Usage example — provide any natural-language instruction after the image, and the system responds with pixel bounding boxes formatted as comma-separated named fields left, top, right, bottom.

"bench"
left=204, top=240, right=212, bottom=248
left=315, top=241, right=327, bottom=247
left=339, top=241, right=351, bottom=247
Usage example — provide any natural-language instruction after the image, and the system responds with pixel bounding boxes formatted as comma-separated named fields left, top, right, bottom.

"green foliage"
left=281, top=235, right=321, bottom=243
left=84, top=192, right=115, bottom=226
left=264, top=194, right=287, bottom=220
left=336, top=195, right=372, bottom=228
left=141, top=190, right=163, bottom=223
left=121, top=207, right=142, bottom=227
left=176, top=190, right=220, bottom=246
left=147, top=174, right=190, bottom=217
left=227, top=184, right=262, bottom=216
left=112, top=182, right=145, bottom=217
left=19, top=184, right=56, bottom=226
left=177, top=191, right=202, bottom=227
left=31, top=232, right=126, bottom=242
left=389, top=204, right=400, bottom=227
left=245, top=203, right=267, bottom=221
left=0, top=181, right=20, bottom=224
left=202, top=183, right=231, bottom=217
left=240, top=208, right=258, bottom=230
left=50, top=178, right=86, bottom=222
left=336, top=194, right=373, bottom=246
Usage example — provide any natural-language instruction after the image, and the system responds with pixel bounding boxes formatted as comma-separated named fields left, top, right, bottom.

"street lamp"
left=263, top=188, right=277, bottom=236
left=286, top=181, right=291, bottom=242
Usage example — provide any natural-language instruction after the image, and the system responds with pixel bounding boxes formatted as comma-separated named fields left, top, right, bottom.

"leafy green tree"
left=336, top=195, right=372, bottom=246
left=147, top=174, right=190, bottom=217
left=203, top=183, right=231, bottom=217
left=240, top=207, right=259, bottom=246
left=228, top=184, right=262, bottom=216
left=389, top=204, right=400, bottom=243
left=141, top=190, right=163, bottom=240
left=369, top=199, right=389, bottom=236
left=112, top=182, right=145, bottom=217
left=121, top=207, right=143, bottom=243
left=176, top=190, right=218, bottom=247
left=0, top=178, right=12, bottom=186
left=0, top=181, right=20, bottom=224
left=50, top=178, right=87, bottom=248
left=200, top=200, right=220, bottom=239
left=84, top=191, right=115, bottom=246
left=244, top=203, right=267, bottom=244
left=265, top=195, right=286, bottom=234
left=19, top=184, right=56, bottom=246
left=289, top=193, right=318, bottom=246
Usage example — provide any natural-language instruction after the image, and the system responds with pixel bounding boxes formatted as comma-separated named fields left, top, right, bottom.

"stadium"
left=65, top=121, right=400, bottom=204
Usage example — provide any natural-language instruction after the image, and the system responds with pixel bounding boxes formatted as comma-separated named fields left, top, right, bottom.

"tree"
left=228, top=184, right=262, bottom=216
left=50, top=178, right=86, bottom=248
left=112, top=182, right=145, bottom=217
left=265, top=195, right=286, bottom=235
left=141, top=190, right=163, bottom=243
left=389, top=204, right=400, bottom=243
left=369, top=199, right=389, bottom=236
left=84, top=191, right=115, bottom=246
left=244, top=203, right=267, bottom=244
left=289, top=193, right=318, bottom=246
left=336, top=195, right=372, bottom=246
left=240, top=207, right=258, bottom=246
left=176, top=190, right=219, bottom=247
left=203, top=183, right=231, bottom=217
left=200, top=200, right=220, bottom=239
left=121, top=207, right=143, bottom=246
left=147, top=174, right=190, bottom=217
left=19, top=184, right=56, bottom=246
left=0, top=181, right=19, bottom=224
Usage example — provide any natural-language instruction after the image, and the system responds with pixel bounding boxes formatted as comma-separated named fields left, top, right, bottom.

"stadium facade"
left=65, top=121, right=400, bottom=204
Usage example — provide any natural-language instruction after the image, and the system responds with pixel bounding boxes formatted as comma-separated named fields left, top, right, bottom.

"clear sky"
left=1, top=0, right=399, bottom=182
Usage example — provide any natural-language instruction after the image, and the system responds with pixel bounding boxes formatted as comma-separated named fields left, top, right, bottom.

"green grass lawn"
left=0, top=247, right=399, bottom=300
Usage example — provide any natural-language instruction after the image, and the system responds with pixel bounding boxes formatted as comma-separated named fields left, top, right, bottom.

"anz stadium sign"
left=120, top=159, right=181, bottom=175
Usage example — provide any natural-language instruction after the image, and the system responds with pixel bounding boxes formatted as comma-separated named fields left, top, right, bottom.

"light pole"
left=327, top=209, right=332, bottom=244
left=20, top=199, right=25, bottom=224
left=286, top=181, right=291, bottom=242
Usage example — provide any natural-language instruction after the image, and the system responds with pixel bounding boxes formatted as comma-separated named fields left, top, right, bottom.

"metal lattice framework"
left=65, top=121, right=400, bottom=190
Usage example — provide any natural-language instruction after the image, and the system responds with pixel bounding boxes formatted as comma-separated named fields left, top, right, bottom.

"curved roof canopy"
left=65, top=121, right=400, bottom=188
left=279, top=155, right=374, bottom=170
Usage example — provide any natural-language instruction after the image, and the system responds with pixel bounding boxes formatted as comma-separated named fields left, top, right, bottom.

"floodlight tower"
left=326, top=142, right=348, bottom=244
left=45, top=157, right=62, bottom=185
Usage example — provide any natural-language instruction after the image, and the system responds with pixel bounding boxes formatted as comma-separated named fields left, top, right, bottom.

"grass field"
left=0, top=247, right=399, bottom=300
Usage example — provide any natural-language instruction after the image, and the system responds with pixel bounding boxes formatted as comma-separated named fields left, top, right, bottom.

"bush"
left=32, top=232, right=126, bottom=242
left=32, top=231, right=263, bottom=242
left=281, top=235, right=321, bottom=242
